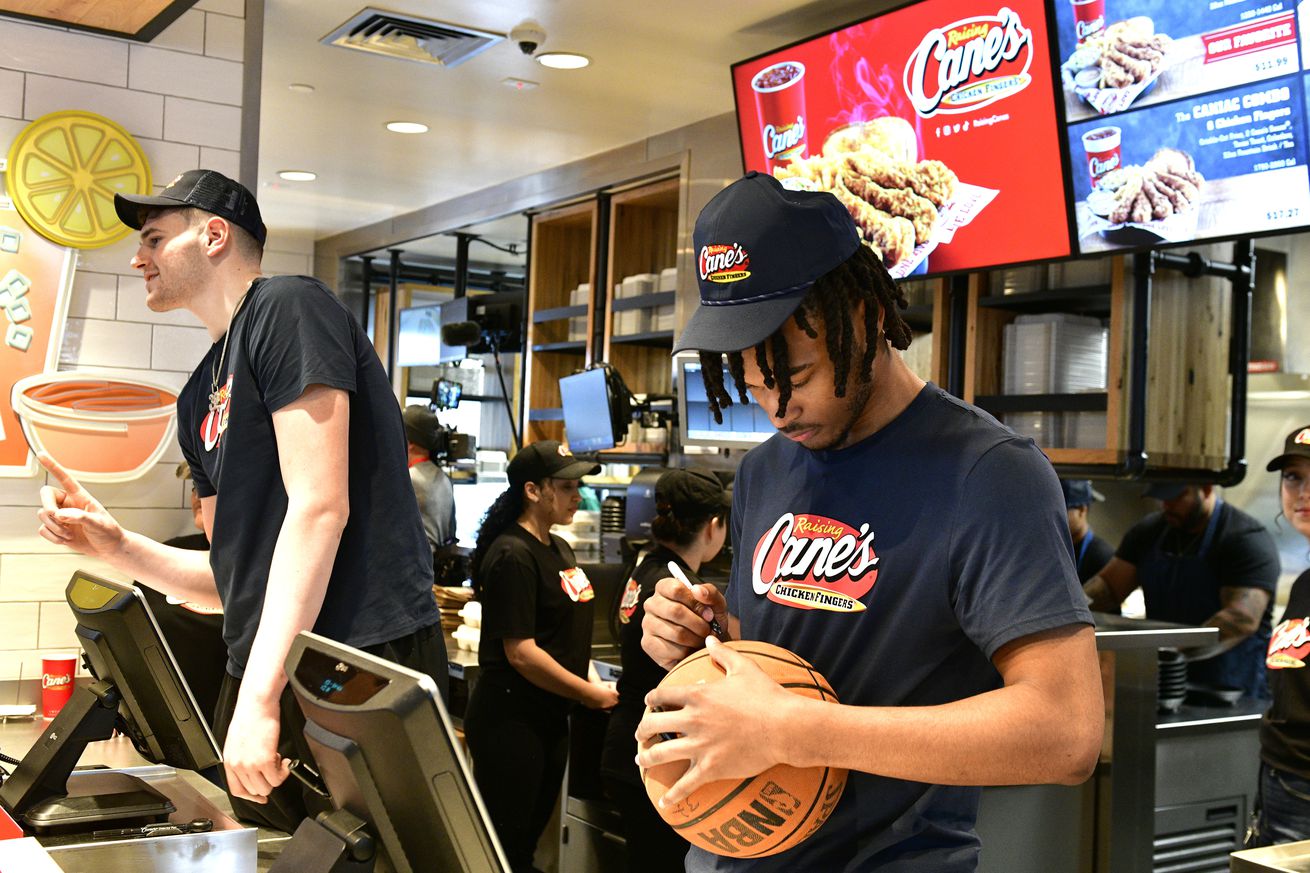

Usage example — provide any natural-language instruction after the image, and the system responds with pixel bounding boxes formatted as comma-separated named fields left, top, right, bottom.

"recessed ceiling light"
left=536, top=52, right=590, bottom=70
left=502, top=77, right=539, bottom=90
left=385, top=121, right=429, bottom=134
left=278, top=170, right=317, bottom=182
left=288, top=83, right=316, bottom=93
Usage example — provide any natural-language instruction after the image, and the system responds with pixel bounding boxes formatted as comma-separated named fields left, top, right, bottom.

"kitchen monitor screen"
left=675, top=352, right=777, bottom=449
left=560, top=367, right=622, bottom=452
left=732, top=0, right=1072, bottom=279
left=1056, top=0, right=1310, bottom=253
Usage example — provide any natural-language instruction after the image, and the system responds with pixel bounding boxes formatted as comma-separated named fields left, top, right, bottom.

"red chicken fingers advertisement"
left=732, top=0, right=1072, bottom=278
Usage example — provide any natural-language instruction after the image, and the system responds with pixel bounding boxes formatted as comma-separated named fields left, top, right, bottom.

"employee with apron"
left=1061, top=478, right=1114, bottom=584
left=1084, top=482, right=1280, bottom=698
left=464, top=440, right=619, bottom=873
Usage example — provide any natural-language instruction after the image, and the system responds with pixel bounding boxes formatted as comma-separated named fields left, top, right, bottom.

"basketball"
left=641, top=641, right=847, bottom=858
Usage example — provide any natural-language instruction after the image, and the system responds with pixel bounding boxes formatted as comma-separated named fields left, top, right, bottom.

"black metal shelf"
left=977, top=285, right=1113, bottom=316
left=528, top=407, right=564, bottom=421
left=610, top=330, right=674, bottom=347
left=611, top=291, right=676, bottom=312
left=531, top=341, right=587, bottom=353
left=533, top=304, right=588, bottom=323
left=974, top=393, right=1108, bottom=414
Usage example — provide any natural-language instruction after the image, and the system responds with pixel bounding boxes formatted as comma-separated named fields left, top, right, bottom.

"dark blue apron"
left=1139, top=499, right=1268, bottom=699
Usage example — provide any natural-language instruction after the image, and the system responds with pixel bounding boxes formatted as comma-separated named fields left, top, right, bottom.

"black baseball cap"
left=401, top=405, right=439, bottom=451
left=1060, top=479, right=1105, bottom=509
left=1143, top=483, right=1191, bottom=501
left=673, top=171, right=861, bottom=354
left=114, top=169, right=267, bottom=247
left=656, top=468, right=732, bottom=515
left=1267, top=425, right=1310, bottom=471
left=507, top=440, right=601, bottom=486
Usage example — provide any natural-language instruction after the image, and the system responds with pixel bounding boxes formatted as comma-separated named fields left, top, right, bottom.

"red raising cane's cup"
left=41, top=654, right=78, bottom=719
left=1082, top=126, right=1122, bottom=189
left=751, top=61, right=808, bottom=172
left=1071, top=0, right=1107, bottom=44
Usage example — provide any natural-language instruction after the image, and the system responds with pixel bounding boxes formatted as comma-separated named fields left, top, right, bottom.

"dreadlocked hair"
left=470, top=482, right=533, bottom=597
left=699, top=244, right=912, bottom=422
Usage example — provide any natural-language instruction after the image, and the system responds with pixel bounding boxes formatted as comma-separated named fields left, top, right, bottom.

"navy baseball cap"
left=673, top=171, right=861, bottom=354
left=1060, top=479, right=1105, bottom=508
left=115, top=169, right=267, bottom=247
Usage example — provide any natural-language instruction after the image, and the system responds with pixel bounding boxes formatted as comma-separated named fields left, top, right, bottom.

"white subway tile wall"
left=164, top=96, right=241, bottom=150
left=0, top=7, right=247, bottom=690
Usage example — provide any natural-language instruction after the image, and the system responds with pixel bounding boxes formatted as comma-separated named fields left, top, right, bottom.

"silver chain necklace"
left=208, top=290, right=252, bottom=413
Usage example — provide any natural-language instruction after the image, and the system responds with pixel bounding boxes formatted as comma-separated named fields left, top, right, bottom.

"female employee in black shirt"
left=601, top=468, right=731, bottom=873
left=464, top=440, right=619, bottom=872
left=1256, top=424, right=1310, bottom=845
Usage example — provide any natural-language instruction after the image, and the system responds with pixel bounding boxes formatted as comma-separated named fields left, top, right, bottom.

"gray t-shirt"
left=687, top=384, right=1092, bottom=873
left=410, top=459, right=456, bottom=548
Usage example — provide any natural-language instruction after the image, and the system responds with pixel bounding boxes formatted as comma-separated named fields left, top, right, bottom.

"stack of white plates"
left=1001, top=313, right=1108, bottom=448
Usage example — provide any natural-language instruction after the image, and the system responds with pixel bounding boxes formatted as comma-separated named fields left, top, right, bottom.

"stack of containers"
left=614, top=273, right=657, bottom=335
left=568, top=282, right=589, bottom=342
left=1001, top=313, right=1108, bottom=449
left=654, top=267, right=677, bottom=332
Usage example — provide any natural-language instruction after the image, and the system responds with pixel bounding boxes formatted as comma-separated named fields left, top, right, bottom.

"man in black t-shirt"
left=1085, top=482, right=1279, bottom=698
left=36, top=170, right=441, bottom=831
left=1061, top=479, right=1114, bottom=584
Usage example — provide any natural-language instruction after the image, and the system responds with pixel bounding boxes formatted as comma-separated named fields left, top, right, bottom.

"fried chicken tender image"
left=841, top=171, right=938, bottom=244
left=844, top=151, right=959, bottom=207
left=831, top=180, right=915, bottom=266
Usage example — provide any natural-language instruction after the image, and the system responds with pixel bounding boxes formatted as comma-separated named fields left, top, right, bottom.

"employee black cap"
left=507, top=440, right=601, bottom=487
left=673, top=171, right=861, bottom=354
left=1267, top=424, right=1310, bottom=471
left=656, top=468, right=732, bottom=515
left=114, top=168, right=267, bottom=247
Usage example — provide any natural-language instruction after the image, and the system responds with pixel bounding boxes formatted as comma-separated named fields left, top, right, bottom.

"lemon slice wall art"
left=6, top=110, right=152, bottom=249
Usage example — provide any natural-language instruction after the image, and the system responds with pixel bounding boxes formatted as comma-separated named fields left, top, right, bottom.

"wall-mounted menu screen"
left=731, top=0, right=1072, bottom=279
left=1056, top=0, right=1310, bottom=254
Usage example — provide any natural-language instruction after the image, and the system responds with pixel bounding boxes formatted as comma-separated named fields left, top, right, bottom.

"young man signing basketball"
left=638, top=173, right=1103, bottom=871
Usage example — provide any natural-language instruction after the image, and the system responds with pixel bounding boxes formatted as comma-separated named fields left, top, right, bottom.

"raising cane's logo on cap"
left=1269, top=617, right=1310, bottom=669
left=752, top=513, right=878, bottom=612
left=903, top=7, right=1034, bottom=117
left=699, top=243, right=752, bottom=284
left=1296, top=428, right=1310, bottom=445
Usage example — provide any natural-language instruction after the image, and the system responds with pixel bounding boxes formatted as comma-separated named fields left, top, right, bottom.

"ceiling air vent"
left=321, top=8, right=504, bottom=68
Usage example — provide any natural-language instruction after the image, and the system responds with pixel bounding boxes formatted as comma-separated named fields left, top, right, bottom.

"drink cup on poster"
left=752, top=61, right=809, bottom=172
left=1071, top=0, right=1107, bottom=44
left=41, top=654, right=78, bottom=719
left=1082, top=126, right=1122, bottom=189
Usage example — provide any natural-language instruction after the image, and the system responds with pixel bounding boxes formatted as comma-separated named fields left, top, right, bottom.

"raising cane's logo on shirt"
left=1268, top=617, right=1310, bottom=668
left=560, top=567, right=594, bottom=603
left=699, top=243, right=751, bottom=284
left=752, top=513, right=878, bottom=612
left=200, top=373, right=234, bottom=452
left=903, top=7, right=1034, bottom=118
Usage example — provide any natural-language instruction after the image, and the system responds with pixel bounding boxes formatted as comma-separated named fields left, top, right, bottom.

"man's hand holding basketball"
left=36, top=452, right=126, bottom=559
left=635, top=636, right=796, bottom=806
left=640, top=576, right=730, bottom=670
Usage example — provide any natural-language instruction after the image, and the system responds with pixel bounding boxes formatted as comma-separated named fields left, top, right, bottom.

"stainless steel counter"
left=1233, top=840, right=1310, bottom=871
left=0, top=717, right=290, bottom=872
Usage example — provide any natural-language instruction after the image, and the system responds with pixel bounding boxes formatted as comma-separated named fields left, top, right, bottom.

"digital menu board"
left=1055, top=0, right=1310, bottom=254
left=731, top=0, right=1073, bottom=278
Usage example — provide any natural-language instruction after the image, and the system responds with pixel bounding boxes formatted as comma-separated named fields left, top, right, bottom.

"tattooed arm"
left=1182, top=586, right=1272, bottom=661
